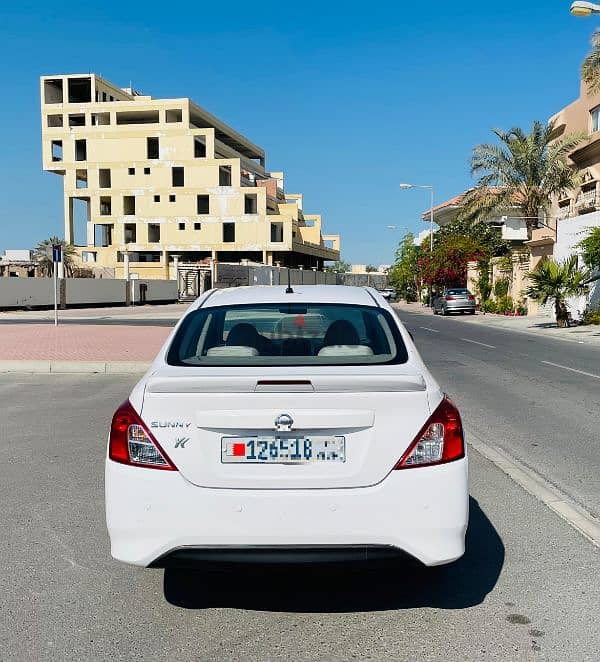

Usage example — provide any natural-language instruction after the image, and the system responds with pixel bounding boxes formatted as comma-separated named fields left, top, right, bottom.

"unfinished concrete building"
left=40, top=74, right=340, bottom=279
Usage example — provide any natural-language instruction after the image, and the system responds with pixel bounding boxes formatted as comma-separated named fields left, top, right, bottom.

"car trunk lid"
left=141, top=367, right=431, bottom=490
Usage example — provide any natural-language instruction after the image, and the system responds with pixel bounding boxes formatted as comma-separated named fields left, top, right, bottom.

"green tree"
left=388, top=233, right=419, bottom=301
left=433, top=217, right=510, bottom=257
left=325, top=259, right=351, bottom=273
left=33, top=236, right=77, bottom=277
left=579, top=227, right=600, bottom=271
left=524, top=256, right=597, bottom=328
left=582, top=30, right=600, bottom=94
left=459, top=121, right=584, bottom=240
left=365, top=265, right=378, bottom=273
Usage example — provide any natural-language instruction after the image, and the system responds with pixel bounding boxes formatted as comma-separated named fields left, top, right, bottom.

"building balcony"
left=575, top=190, right=598, bottom=212
left=556, top=206, right=571, bottom=221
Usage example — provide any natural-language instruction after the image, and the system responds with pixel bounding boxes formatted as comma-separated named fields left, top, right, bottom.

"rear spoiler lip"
left=145, top=374, right=427, bottom=394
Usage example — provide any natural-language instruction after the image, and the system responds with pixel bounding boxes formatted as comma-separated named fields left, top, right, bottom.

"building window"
left=99, top=169, right=111, bottom=188
left=197, top=195, right=210, bottom=214
left=172, top=167, right=185, bottom=187
left=166, top=109, right=182, bottom=123
left=68, top=77, right=91, bottom=103
left=270, top=222, right=284, bottom=242
left=194, top=222, right=201, bottom=231
left=194, top=136, right=206, bottom=158
left=91, top=112, right=110, bottom=126
left=102, top=92, right=107, bottom=102
left=100, top=196, right=112, bottom=216
left=68, top=114, right=85, bottom=127
left=44, top=79, right=63, bottom=104
left=128, top=167, right=135, bottom=175
left=47, top=114, right=63, bottom=127
left=592, top=107, right=600, bottom=133
left=223, top=222, right=235, bottom=243
left=219, top=165, right=232, bottom=186
left=178, top=222, right=185, bottom=230
left=51, top=140, right=63, bottom=162
left=153, top=195, right=160, bottom=202
left=148, top=224, right=161, bottom=243
left=76, top=170, right=88, bottom=189
left=123, top=196, right=136, bottom=215
left=169, top=194, right=176, bottom=202
left=244, top=194, right=258, bottom=214
left=124, top=223, right=136, bottom=243
left=144, top=167, right=151, bottom=175
left=147, top=137, right=159, bottom=159
left=75, top=139, right=87, bottom=161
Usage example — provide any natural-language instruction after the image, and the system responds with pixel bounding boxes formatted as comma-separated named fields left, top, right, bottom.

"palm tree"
left=582, top=30, right=600, bottom=94
left=458, top=121, right=584, bottom=240
left=524, top=256, right=597, bottom=328
left=33, top=236, right=77, bottom=277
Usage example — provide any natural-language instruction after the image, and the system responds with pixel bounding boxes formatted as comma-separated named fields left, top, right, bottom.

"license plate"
left=221, top=436, right=346, bottom=464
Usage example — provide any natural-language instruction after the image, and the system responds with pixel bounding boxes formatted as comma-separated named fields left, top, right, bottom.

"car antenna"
left=285, top=268, right=294, bottom=294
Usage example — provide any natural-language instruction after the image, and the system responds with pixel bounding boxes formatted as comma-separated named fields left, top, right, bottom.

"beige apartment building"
left=40, top=74, right=340, bottom=279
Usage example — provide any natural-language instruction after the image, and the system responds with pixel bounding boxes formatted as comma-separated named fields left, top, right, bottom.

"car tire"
left=469, top=310, right=476, bottom=315
left=442, top=307, right=448, bottom=316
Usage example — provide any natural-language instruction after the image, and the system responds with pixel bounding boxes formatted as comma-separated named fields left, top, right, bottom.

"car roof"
left=194, top=285, right=380, bottom=309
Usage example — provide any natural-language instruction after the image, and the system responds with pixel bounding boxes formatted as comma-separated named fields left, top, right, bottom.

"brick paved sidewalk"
left=0, top=324, right=170, bottom=361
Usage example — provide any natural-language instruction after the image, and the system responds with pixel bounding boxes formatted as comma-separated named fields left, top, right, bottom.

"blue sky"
left=0, top=0, right=596, bottom=265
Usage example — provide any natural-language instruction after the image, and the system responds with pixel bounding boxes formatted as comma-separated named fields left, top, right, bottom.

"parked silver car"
left=433, top=288, right=476, bottom=315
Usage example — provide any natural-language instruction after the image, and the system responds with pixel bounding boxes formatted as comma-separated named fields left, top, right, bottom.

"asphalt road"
left=395, top=309, right=600, bottom=518
left=1, top=374, right=599, bottom=661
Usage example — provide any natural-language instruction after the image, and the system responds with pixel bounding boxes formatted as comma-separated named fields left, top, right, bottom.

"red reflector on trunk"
left=233, top=443, right=246, bottom=457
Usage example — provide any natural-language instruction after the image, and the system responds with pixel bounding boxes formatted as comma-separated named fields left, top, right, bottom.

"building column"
left=163, top=250, right=169, bottom=279
left=123, top=251, right=130, bottom=281
left=172, top=254, right=180, bottom=281
left=65, top=196, right=73, bottom=244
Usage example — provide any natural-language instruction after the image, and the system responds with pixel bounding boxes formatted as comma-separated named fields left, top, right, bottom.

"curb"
left=468, top=431, right=600, bottom=548
left=0, top=360, right=151, bottom=374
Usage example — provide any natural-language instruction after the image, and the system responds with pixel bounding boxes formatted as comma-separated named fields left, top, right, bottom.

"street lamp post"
left=399, top=183, right=435, bottom=306
left=570, top=1, right=600, bottom=16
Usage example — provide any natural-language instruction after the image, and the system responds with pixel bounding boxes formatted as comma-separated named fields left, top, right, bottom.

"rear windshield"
left=447, top=289, right=470, bottom=295
left=167, top=303, right=409, bottom=366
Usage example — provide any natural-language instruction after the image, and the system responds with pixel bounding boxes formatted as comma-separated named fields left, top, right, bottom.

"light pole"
left=570, top=1, right=600, bottom=16
left=399, top=183, right=435, bottom=306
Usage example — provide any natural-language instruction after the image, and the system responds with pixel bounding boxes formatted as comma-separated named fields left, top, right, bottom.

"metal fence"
left=214, top=264, right=387, bottom=290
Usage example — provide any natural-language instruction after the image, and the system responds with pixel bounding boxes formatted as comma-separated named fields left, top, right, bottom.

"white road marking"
left=419, top=326, right=440, bottom=333
left=468, top=431, right=600, bottom=548
left=541, top=361, right=600, bottom=381
left=460, top=338, right=496, bottom=349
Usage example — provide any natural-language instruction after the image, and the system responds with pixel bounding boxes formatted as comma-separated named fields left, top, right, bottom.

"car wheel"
left=442, top=307, right=448, bottom=316
left=469, top=310, right=476, bottom=315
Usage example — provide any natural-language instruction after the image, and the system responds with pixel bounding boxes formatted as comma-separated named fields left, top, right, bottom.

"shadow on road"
left=163, top=497, right=504, bottom=612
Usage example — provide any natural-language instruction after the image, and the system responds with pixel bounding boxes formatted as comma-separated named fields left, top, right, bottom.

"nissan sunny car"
left=105, top=285, right=468, bottom=568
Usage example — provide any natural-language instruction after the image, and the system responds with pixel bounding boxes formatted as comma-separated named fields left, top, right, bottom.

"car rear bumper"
left=445, top=302, right=475, bottom=312
left=105, top=457, right=468, bottom=567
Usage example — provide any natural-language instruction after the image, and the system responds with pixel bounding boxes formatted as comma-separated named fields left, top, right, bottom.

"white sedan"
left=105, top=285, right=468, bottom=567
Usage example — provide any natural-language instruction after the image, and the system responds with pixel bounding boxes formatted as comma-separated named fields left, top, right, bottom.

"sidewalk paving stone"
left=0, top=324, right=170, bottom=361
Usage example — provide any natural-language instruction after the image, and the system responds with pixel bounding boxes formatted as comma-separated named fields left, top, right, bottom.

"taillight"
left=394, top=396, right=465, bottom=469
left=468, top=295, right=475, bottom=301
left=445, top=295, right=455, bottom=301
left=109, top=400, right=177, bottom=471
